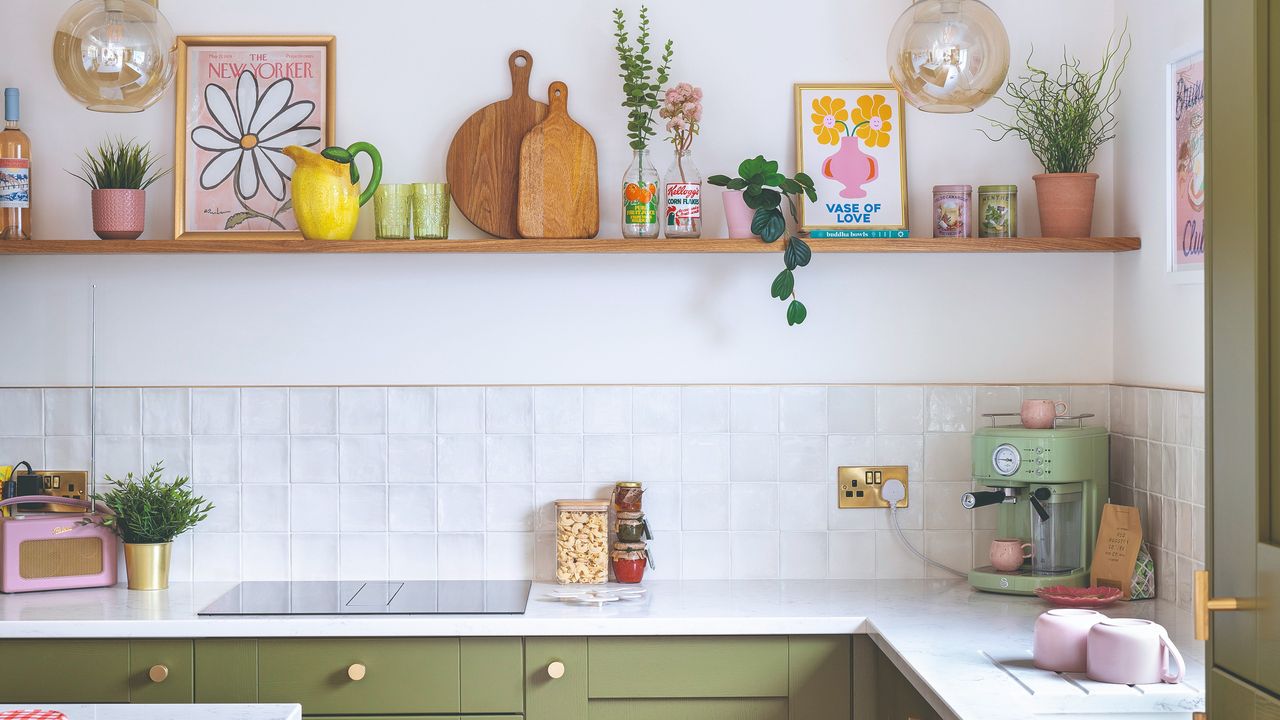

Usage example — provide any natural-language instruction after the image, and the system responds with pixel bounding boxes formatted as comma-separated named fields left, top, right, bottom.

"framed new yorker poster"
left=174, top=36, right=335, bottom=240
left=1168, top=50, right=1205, bottom=278
left=795, top=83, right=908, bottom=232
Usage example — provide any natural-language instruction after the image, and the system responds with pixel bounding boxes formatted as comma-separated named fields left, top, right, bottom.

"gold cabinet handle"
left=546, top=660, right=566, bottom=679
left=1194, top=570, right=1258, bottom=640
left=148, top=664, right=169, bottom=683
left=347, top=663, right=367, bottom=681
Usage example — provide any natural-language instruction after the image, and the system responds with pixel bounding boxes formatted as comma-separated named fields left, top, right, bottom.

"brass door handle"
left=546, top=660, right=565, bottom=679
left=347, top=663, right=367, bottom=681
left=1194, top=570, right=1258, bottom=640
left=148, top=664, right=168, bottom=683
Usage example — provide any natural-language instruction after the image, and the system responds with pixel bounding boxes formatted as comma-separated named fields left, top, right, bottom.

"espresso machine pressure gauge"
left=992, top=443, right=1021, bottom=476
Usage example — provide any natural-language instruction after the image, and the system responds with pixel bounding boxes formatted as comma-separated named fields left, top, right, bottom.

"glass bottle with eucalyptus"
left=613, top=6, right=672, bottom=239
left=659, top=82, right=703, bottom=238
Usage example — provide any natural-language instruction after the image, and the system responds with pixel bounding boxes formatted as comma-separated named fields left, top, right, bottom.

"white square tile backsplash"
left=6, top=383, right=1203, bottom=588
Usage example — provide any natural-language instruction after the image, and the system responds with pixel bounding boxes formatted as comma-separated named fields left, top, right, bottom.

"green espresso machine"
left=963, top=421, right=1110, bottom=595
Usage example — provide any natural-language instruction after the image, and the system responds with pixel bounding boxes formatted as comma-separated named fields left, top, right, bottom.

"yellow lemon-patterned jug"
left=284, top=142, right=382, bottom=240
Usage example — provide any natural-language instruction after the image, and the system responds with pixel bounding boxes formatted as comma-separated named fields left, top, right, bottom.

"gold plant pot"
left=123, top=542, right=172, bottom=591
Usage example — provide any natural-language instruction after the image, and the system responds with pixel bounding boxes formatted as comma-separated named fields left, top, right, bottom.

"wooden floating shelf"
left=0, top=236, right=1140, bottom=255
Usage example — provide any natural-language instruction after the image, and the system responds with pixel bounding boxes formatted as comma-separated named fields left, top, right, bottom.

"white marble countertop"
left=0, top=705, right=300, bottom=720
left=0, top=580, right=1204, bottom=720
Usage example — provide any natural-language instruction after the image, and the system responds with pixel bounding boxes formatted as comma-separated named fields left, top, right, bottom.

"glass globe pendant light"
left=52, top=0, right=176, bottom=113
left=887, top=0, right=1010, bottom=113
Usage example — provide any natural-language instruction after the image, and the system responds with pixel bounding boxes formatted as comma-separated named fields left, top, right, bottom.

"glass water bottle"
left=621, top=149, right=660, bottom=239
left=663, top=149, right=702, bottom=238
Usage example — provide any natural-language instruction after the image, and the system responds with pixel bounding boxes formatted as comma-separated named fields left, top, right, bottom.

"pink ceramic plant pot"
left=1033, top=608, right=1106, bottom=673
left=822, top=136, right=879, bottom=199
left=91, top=189, right=146, bottom=240
left=723, top=190, right=755, bottom=238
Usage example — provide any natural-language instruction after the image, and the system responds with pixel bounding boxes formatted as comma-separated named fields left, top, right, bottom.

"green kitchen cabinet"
left=874, top=645, right=942, bottom=720
left=257, top=637, right=461, bottom=715
left=194, top=638, right=259, bottom=703
left=128, top=639, right=194, bottom=703
left=0, top=639, right=130, bottom=703
left=526, top=637, right=588, bottom=720
left=461, top=637, right=524, bottom=713
left=588, top=636, right=790, bottom=698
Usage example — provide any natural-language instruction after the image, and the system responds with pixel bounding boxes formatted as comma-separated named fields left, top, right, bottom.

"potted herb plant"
left=983, top=31, right=1130, bottom=237
left=69, top=137, right=169, bottom=240
left=708, top=157, right=817, bottom=325
left=613, top=6, right=672, bottom=239
left=86, top=463, right=212, bottom=590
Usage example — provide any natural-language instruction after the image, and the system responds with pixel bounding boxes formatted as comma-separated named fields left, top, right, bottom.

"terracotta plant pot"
left=722, top=190, right=755, bottom=238
left=91, top=188, right=146, bottom=240
left=1033, top=173, right=1098, bottom=238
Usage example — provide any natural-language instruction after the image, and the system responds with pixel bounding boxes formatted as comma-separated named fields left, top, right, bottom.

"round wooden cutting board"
left=446, top=50, right=549, bottom=239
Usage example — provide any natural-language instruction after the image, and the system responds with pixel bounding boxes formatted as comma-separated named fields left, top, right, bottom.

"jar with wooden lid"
left=612, top=482, right=644, bottom=512
left=554, top=499, right=609, bottom=584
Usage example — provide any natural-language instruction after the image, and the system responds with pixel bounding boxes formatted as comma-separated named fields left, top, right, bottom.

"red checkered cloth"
left=0, top=712, right=68, bottom=720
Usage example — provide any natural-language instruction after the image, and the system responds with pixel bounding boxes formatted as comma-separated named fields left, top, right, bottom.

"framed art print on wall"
left=1168, top=49, right=1204, bottom=279
left=795, top=83, right=908, bottom=234
left=174, top=36, right=335, bottom=241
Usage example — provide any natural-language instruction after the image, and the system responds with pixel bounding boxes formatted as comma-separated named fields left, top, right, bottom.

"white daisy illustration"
left=191, top=70, right=321, bottom=201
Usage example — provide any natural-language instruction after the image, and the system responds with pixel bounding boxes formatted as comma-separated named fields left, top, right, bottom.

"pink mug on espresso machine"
left=1021, top=399, right=1069, bottom=429
left=0, top=496, right=118, bottom=593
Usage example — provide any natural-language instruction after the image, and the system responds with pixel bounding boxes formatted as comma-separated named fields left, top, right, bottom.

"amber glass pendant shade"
left=52, top=0, right=176, bottom=113
left=887, top=0, right=1010, bottom=114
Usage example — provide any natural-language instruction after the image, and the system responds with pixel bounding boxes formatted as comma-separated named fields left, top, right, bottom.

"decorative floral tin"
left=933, top=185, right=972, bottom=237
left=978, top=184, right=1018, bottom=238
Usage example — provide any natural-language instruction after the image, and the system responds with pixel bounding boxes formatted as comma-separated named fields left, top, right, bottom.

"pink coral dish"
left=1035, top=585, right=1123, bottom=608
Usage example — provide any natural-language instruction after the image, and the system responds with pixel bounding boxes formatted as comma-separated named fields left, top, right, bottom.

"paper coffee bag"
left=1091, top=503, right=1145, bottom=600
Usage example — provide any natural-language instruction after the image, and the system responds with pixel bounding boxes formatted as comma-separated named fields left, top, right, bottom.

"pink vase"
left=722, top=190, right=755, bottom=238
left=822, top=136, right=879, bottom=199
left=91, top=189, right=146, bottom=240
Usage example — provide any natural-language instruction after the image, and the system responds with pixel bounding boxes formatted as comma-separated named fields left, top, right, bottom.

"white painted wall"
left=1112, top=0, right=1206, bottom=390
left=2, top=0, right=1122, bottom=387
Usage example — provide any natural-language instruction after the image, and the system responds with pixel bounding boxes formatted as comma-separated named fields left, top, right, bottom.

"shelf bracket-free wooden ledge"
left=0, top=236, right=1140, bottom=254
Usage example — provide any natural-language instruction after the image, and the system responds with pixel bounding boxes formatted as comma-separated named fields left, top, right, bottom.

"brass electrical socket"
left=836, top=466, right=908, bottom=509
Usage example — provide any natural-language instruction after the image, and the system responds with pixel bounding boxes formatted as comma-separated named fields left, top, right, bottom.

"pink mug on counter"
left=1034, top=609, right=1106, bottom=673
left=1021, top=399, right=1069, bottom=429
left=989, top=538, right=1033, bottom=572
left=1086, top=618, right=1186, bottom=685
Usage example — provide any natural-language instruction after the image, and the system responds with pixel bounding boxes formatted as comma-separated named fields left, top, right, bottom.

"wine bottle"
left=0, top=88, right=31, bottom=240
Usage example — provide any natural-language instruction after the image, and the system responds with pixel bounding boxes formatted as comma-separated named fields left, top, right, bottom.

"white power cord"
left=882, top=479, right=967, bottom=579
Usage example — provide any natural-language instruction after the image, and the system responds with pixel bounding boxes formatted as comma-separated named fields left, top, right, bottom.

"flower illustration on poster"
left=176, top=38, right=333, bottom=238
left=795, top=84, right=908, bottom=232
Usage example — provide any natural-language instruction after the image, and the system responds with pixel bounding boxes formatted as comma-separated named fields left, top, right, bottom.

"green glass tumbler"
left=374, top=184, right=412, bottom=239
left=413, top=183, right=451, bottom=239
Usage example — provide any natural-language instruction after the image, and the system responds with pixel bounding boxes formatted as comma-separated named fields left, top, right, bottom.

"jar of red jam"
left=612, top=482, right=644, bottom=512
left=611, top=542, right=647, bottom=583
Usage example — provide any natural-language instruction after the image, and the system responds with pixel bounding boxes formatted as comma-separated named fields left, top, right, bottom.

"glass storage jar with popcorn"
left=554, top=499, right=610, bottom=584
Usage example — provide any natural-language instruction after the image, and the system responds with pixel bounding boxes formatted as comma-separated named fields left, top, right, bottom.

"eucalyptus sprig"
left=68, top=137, right=170, bottom=190
left=709, top=157, right=818, bottom=326
left=613, top=6, right=673, bottom=151
left=981, top=27, right=1131, bottom=174
left=84, top=463, right=213, bottom=545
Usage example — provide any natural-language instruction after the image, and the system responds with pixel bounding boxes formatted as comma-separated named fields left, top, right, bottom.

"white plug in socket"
left=882, top=478, right=906, bottom=505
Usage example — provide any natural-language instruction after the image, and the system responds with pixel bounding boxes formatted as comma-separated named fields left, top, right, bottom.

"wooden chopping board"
left=517, top=81, right=599, bottom=239
left=446, top=50, right=548, bottom=238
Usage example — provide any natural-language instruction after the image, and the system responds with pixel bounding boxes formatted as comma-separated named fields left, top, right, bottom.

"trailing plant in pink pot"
left=70, top=137, right=169, bottom=240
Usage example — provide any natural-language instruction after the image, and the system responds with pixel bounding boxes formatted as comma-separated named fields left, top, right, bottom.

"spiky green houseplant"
left=69, top=137, right=169, bottom=190
left=87, top=463, right=212, bottom=544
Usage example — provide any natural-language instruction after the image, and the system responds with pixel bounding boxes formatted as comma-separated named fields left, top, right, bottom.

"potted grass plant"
left=85, top=463, right=212, bottom=590
left=982, top=31, right=1130, bottom=237
left=69, top=137, right=169, bottom=240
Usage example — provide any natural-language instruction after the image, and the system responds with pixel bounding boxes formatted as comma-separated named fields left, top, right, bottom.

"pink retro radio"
left=0, top=496, right=118, bottom=593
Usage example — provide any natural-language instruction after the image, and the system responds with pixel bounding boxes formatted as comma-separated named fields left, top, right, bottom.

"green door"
left=1206, top=0, right=1280, bottom=713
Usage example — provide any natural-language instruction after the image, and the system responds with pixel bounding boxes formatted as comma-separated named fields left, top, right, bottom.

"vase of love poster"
left=795, top=84, right=909, bottom=235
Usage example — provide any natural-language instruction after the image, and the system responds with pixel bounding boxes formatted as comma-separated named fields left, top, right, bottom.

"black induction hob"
left=198, top=581, right=531, bottom=615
